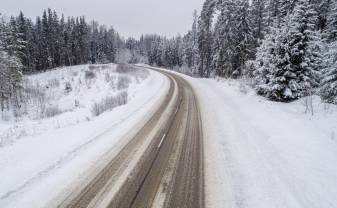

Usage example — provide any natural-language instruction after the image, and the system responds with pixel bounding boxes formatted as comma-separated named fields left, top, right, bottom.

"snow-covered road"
left=192, top=78, right=337, bottom=208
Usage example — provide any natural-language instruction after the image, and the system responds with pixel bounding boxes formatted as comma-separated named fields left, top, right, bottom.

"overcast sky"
left=0, top=0, right=204, bottom=38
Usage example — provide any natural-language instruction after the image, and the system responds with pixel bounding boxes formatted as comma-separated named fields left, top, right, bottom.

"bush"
left=65, top=82, right=72, bottom=93
left=85, top=70, right=96, bottom=80
left=72, top=71, right=79, bottom=77
left=48, top=78, right=60, bottom=88
left=42, top=106, right=62, bottom=118
left=101, top=64, right=111, bottom=70
left=116, top=64, right=135, bottom=74
left=117, top=76, right=131, bottom=90
left=88, top=65, right=100, bottom=70
left=105, top=72, right=114, bottom=83
left=92, top=91, right=128, bottom=116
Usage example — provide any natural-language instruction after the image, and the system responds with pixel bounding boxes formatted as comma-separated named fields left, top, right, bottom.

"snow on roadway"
left=192, top=78, right=337, bottom=208
left=132, top=65, right=337, bottom=208
left=0, top=64, right=169, bottom=208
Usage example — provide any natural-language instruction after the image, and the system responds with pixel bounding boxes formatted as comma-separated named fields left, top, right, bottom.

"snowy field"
left=192, top=78, right=337, bottom=208
left=0, top=64, right=169, bottom=207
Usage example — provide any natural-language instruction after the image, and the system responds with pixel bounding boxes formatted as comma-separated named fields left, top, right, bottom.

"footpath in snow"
left=0, top=64, right=169, bottom=208
left=191, top=78, right=337, bottom=208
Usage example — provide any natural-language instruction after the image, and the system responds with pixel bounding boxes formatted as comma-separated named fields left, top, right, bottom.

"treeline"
left=124, top=11, right=199, bottom=75
left=129, top=0, right=337, bottom=103
left=1, top=1, right=337, bottom=105
left=0, top=9, right=122, bottom=73
left=0, top=9, right=124, bottom=111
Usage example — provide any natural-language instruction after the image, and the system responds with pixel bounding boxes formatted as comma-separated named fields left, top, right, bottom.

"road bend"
left=58, top=66, right=204, bottom=208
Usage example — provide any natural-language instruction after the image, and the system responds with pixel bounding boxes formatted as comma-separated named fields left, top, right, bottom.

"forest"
left=1, top=0, right=337, bottom=109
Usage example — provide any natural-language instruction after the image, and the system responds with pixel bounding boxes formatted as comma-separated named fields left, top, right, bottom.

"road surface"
left=58, top=66, right=204, bottom=208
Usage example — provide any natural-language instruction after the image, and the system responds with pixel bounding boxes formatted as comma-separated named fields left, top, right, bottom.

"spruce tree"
left=232, top=0, right=254, bottom=78
left=315, top=0, right=332, bottom=31
left=320, top=41, right=337, bottom=104
left=0, top=15, right=23, bottom=111
left=255, top=0, right=322, bottom=101
left=213, top=0, right=253, bottom=78
left=212, top=0, right=233, bottom=77
left=198, top=0, right=216, bottom=77
left=250, top=0, right=268, bottom=41
left=325, top=0, right=337, bottom=42
left=320, top=0, right=337, bottom=103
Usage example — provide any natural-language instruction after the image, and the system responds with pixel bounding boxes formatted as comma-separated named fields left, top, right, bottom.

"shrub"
left=72, top=71, right=79, bottom=77
left=116, top=64, right=135, bottom=74
left=101, top=64, right=111, bottom=70
left=92, top=91, right=128, bottom=116
left=88, top=65, right=100, bottom=70
left=48, top=78, right=60, bottom=88
left=85, top=70, right=96, bottom=80
left=105, top=72, right=114, bottom=83
left=42, top=106, right=62, bottom=118
left=65, top=82, right=72, bottom=93
left=117, top=76, right=131, bottom=90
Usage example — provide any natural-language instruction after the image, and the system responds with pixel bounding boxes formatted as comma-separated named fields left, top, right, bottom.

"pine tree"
left=16, top=12, right=30, bottom=72
left=325, top=0, right=337, bottom=42
left=212, top=0, right=233, bottom=77
left=212, top=0, right=254, bottom=78
left=254, top=0, right=322, bottom=101
left=198, top=0, right=217, bottom=77
left=0, top=15, right=23, bottom=111
left=320, top=41, right=337, bottom=104
left=266, top=0, right=297, bottom=27
left=59, top=14, right=67, bottom=66
left=181, top=10, right=200, bottom=74
left=315, top=0, right=332, bottom=31
left=320, top=0, right=337, bottom=103
left=3, top=17, right=26, bottom=59
left=41, top=10, right=50, bottom=69
left=232, top=0, right=254, bottom=77
left=250, top=0, right=268, bottom=41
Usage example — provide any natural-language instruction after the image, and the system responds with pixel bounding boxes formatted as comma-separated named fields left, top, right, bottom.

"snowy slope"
left=0, top=64, right=169, bottom=207
left=192, top=78, right=337, bottom=208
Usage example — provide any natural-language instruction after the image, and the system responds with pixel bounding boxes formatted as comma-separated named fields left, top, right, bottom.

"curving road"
left=58, top=66, right=204, bottom=208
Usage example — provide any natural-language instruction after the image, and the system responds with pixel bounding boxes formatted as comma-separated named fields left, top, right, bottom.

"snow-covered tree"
left=325, top=0, right=337, bottom=42
left=254, top=0, right=322, bottom=101
left=320, top=41, right=337, bottom=104
left=212, top=0, right=254, bottom=78
left=315, top=0, right=332, bottom=31
left=250, top=0, right=268, bottom=41
left=182, top=10, right=200, bottom=74
left=198, top=0, right=216, bottom=77
left=0, top=18, right=23, bottom=111
left=320, top=0, right=337, bottom=103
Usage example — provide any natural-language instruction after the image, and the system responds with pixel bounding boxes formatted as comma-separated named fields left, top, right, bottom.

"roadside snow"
left=0, top=64, right=149, bottom=146
left=134, top=65, right=337, bottom=208
left=0, top=64, right=169, bottom=208
left=192, top=78, right=337, bottom=208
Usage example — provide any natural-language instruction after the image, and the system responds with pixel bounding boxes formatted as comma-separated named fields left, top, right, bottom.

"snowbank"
left=192, top=78, right=337, bottom=208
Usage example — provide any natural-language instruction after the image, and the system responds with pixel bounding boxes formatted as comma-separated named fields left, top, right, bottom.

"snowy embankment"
left=192, top=78, right=337, bottom=208
left=0, top=64, right=169, bottom=207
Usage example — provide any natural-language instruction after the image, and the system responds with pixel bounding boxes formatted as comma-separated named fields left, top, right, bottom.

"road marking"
left=158, top=134, right=166, bottom=149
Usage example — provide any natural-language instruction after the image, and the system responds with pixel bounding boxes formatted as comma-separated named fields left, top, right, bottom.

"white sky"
left=0, top=0, right=204, bottom=38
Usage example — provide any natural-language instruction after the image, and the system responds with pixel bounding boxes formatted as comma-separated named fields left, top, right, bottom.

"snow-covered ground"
left=0, top=64, right=169, bottom=207
left=142, top=65, right=337, bottom=208
left=0, top=64, right=147, bottom=145
left=192, top=78, right=337, bottom=208
left=2, top=63, right=336, bottom=208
